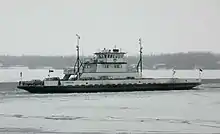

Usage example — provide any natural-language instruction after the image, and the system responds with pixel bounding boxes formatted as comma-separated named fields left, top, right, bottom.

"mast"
left=139, top=38, right=143, bottom=77
left=76, top=34, right=80, bottom=79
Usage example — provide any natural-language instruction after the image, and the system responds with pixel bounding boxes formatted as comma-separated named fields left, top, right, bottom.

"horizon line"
left=0, top=51, right=216, bottom=57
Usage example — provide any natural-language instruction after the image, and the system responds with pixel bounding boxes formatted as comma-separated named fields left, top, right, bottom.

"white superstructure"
left=63, top=47, right=140, bottom=80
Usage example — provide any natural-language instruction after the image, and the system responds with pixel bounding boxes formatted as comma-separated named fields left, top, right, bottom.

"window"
left=114, top=64, right=122, bottom=68
left=104, top=64, right=109, bottom=68
left=103, top=64, right=107, bottom=68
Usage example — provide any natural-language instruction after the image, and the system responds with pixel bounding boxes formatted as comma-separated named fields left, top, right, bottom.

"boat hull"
left=17, top=83, right=201, bottom=94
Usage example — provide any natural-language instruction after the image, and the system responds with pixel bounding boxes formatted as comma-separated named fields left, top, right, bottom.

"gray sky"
left=0, top=0, right=219, bottom=56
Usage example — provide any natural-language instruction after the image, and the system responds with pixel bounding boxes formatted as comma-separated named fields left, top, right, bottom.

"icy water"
left=0, top=69, right=220, bottom=133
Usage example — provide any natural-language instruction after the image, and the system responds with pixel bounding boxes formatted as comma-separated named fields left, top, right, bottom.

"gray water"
left=0, top=69, right=220, bottom=133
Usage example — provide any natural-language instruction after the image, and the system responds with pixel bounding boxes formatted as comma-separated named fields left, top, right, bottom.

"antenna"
left=136, top=38, right=143, bottom=77
left=80, top=36, right=84, bottom=63
left=139, top=38, right=143, bottom=77
left=76, top=34, right=80, bottom=80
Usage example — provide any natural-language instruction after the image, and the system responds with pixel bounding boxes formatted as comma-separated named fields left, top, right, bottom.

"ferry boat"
left=17, top=35, right=201, bottom=93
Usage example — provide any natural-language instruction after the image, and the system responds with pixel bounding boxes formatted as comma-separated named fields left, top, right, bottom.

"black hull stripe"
left=17, top=83, right=201, bottom=94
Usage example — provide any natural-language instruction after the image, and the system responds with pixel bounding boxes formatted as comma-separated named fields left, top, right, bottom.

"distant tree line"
left=141, top=52, right=220, bottom=70
left=0, top=52, right=220, bottom=70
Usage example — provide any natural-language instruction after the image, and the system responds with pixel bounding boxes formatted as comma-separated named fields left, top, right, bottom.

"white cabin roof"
left=94, top=48, right=126, bottom=55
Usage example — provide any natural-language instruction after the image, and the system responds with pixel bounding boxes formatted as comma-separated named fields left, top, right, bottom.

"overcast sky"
left=0, top=0, right=219, bottom=56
